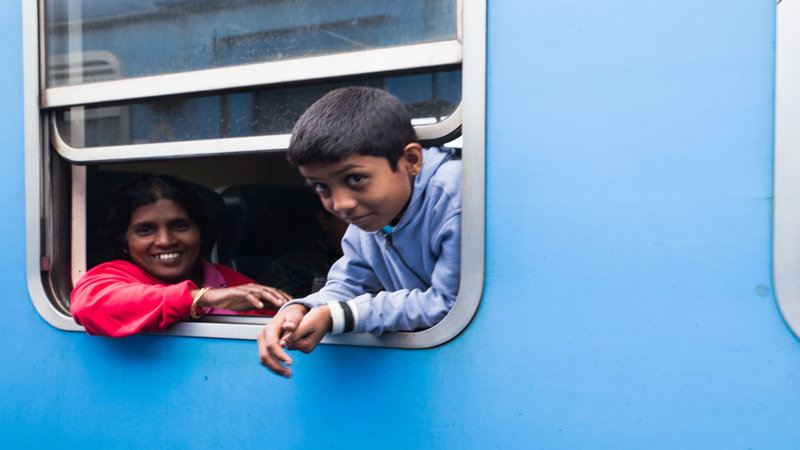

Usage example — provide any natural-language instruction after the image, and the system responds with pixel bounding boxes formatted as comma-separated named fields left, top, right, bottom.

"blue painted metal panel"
left=485, top=0, right=799, bottom=447
left=3, top=0, right=800, bottom=448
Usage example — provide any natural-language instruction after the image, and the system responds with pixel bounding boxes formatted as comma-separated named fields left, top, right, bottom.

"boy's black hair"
left=105, top=174, right=209, bottom=259
left=287, top=87, right=417, bottom=171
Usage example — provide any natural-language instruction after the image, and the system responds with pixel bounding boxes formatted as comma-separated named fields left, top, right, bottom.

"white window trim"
left=774, top=0, right=800, bottom=339
left=25, top=0, right=82, bottom=331
left=25, top=0, right=486, bottom=348
left=43, top=40, right=463, bottom=109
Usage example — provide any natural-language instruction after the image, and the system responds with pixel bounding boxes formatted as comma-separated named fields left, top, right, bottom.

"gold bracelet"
left=191, top=287, right=212, bottom=319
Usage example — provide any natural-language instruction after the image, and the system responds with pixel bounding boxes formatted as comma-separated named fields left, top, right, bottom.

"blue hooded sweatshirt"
left=288, top=146, right=461, bottom=335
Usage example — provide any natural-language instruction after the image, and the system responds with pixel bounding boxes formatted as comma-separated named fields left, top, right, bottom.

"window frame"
left=43, top=40, right=464, bottom=109
left=774, top=0, right=800, bottom=339
left=24, top=0, right=486, bottom=348
left=48, top=104, right=463, bottom=163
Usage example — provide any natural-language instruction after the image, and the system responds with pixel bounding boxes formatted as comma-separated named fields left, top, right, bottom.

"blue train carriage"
left=3, top=0, right=800, bottom=447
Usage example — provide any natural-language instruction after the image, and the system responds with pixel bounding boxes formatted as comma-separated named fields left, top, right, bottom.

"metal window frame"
left=774, top=0, right=800, bottom=340
left=49, top=104, right=463, bottom=163
left=25, top=0, right=486, bottom=348
left=43, top=40, right=464, bottom=109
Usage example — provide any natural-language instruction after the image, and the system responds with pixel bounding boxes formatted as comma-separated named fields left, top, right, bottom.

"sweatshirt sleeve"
left=345, top=211, right=460, bottom=335
left=70, top=263, right=196, bottom=337
left=286, top=210, right=461, bottom=336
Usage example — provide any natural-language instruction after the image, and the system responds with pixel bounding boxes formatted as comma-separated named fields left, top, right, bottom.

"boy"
left=257, top=87, right=461, bottom=377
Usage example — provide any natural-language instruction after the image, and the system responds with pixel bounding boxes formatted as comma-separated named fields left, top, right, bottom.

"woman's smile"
left=153, top=251, right=184, bottom=261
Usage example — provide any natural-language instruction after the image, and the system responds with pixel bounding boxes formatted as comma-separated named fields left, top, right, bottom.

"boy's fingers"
left=279, top=330, right=295, bottom=348
left=256, top=305, right=310, bottom=377
left=257, top=320, right=293, bottom=378
left=281, top=306, right=306, bottom=329
left=286, top=313, right=325, bottom=353
left=281, top=316, right=310, bottom=350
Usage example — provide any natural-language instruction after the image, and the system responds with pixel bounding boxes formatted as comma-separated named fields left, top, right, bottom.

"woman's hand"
left=193, top=284, right=293, bottom=311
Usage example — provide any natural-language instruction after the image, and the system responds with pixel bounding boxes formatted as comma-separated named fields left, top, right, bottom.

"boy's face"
left=298, top=144, right=423, bottom=233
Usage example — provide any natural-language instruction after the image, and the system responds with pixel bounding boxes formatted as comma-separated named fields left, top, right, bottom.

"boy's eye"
left=312, top=182, right=329, bottom=192
left=346, top=174, right=365, bottom=186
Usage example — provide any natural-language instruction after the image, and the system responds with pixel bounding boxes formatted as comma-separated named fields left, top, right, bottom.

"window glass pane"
left=55, top=68, right=461, bottom=148
left=45, top=0, right=457, bottom=87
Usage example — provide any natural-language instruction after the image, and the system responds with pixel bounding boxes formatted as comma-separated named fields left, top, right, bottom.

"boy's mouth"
left=345, top=213, right=371, bottom=226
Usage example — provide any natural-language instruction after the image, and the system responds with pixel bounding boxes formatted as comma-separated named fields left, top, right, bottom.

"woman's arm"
left=70, top=262, right=195, bottom=337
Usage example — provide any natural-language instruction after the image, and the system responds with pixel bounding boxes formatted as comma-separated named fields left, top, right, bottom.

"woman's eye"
left=134, top=226, right=153, bottom=236
left=172, top=220, right=191, bottom=231
left=346, top=174, right=365, bottom=186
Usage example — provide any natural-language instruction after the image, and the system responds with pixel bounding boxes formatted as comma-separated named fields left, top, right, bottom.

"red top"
left=70, top=259, right=275, bottom=337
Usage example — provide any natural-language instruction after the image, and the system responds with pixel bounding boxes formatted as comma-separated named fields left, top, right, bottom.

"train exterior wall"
left=2, top=0, right=799, bottom=448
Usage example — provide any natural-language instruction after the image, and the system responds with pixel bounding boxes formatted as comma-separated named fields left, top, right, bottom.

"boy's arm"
left=328, top=213, right=461, bottom=335
left=269, top=207, right=460, bottom=335
left=259, top=211, right=460, bottom=375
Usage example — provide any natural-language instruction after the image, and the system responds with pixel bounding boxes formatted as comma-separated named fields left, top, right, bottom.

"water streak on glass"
left=45, top=0, right=457, bottom=87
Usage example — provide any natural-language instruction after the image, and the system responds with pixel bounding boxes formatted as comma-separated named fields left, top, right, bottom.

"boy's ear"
left=402, top=143, right=423, bottom=176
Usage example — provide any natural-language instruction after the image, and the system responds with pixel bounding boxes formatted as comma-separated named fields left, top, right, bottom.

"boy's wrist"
left=284, top=303, right=309, bottom=314
left=278, top=300, right=311, bottom=314
left=319, top=304, right=333, bottom=333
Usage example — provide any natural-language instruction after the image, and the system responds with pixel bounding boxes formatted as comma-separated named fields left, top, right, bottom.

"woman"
left=70, top=175, right=292, bottom=337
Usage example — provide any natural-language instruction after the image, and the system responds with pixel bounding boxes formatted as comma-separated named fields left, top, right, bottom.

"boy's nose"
left=330, top=189, right=356, bottom=213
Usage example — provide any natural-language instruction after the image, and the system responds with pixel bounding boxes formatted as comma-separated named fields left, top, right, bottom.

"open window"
left=24, top=0, right=485, bottom=346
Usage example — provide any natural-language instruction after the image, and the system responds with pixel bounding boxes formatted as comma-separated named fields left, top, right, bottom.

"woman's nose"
left=154, top=228, right=174, bottom=246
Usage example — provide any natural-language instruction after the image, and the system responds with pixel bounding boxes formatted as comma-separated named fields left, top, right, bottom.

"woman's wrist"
left=191, top=287, right=212, bottom=319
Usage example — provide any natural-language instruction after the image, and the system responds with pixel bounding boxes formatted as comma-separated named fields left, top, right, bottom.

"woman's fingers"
left=242, top=284, right=292, bottom=308
left=245, top=292, right=265, bottom=309
left=202, top=284, right=294, bottom=311
left=259, top=288, right=290, bottom=307
left=261, top=285, right=293, bottom=302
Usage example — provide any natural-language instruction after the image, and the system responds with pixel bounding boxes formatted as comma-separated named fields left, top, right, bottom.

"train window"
left=774, top=0, right=800, bottom=340
left=25, top=0, right=485, bottom=347
left=44, top=0, right=456, bottom=86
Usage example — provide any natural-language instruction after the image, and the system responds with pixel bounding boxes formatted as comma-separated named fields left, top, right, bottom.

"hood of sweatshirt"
left=391, top=146, right=454, bottom=231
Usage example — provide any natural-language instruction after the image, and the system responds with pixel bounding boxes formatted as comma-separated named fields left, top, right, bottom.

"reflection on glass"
left=45, top=0, right=457, bottom=87
left=55, top=69, right=461, bottom=148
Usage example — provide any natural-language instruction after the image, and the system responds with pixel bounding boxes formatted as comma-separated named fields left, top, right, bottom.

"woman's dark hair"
left=287, top=86, right=417, bottom=170
left=105, top=175, right=209, bottom=259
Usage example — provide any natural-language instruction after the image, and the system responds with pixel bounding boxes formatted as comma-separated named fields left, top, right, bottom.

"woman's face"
left=125, top=198, right=201, bottom=284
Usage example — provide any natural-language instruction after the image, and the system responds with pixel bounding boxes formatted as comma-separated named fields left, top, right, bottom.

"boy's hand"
left=257, top=304, right=308, bottom=378
left=280, top=304, right=332, bottom=354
